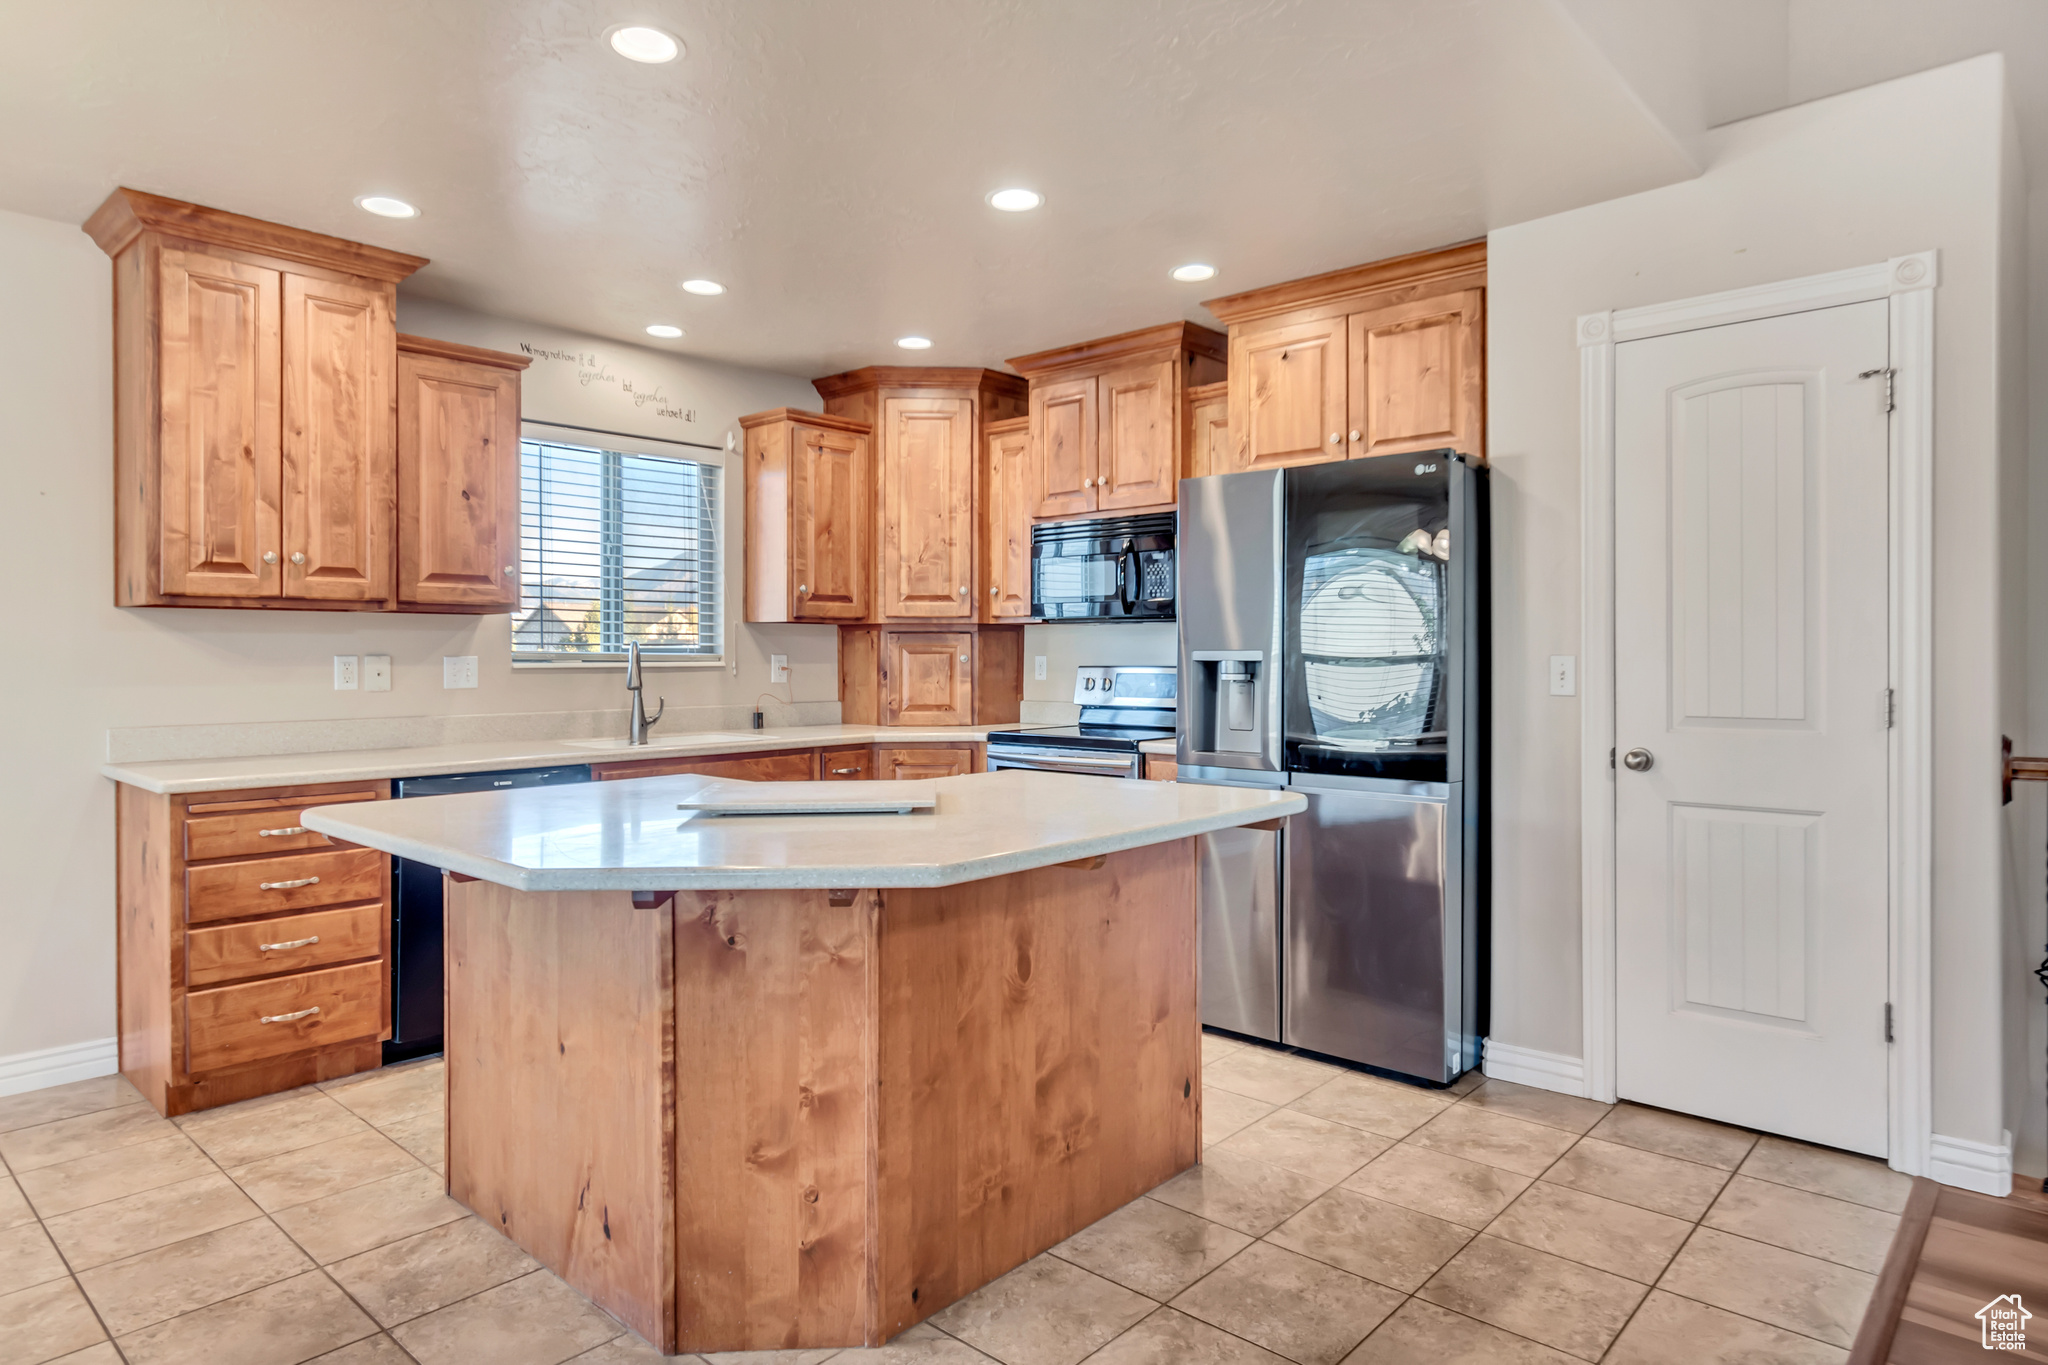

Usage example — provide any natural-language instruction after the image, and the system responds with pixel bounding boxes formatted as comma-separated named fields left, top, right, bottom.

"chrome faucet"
left=626, top=641, right=665, bottom=745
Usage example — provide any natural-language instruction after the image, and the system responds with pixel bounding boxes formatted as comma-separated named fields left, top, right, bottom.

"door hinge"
left=1859, top=367, right=1896, bottom=414
left=1885, top=1002, right=1894, bottom=1043
left=1885, top=687, right=1896, bottom=729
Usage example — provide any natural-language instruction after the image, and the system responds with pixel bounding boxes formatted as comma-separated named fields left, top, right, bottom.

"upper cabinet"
left=395, top=336, right=530, bottom=610
left=810, top=368, right=1026, bottom=622
left=1204, top=241, right=1486, bottom=471
left=741, top=408, right=872, bottom=623
left=88, top=189, right=423, bottom=609
left=1008, top=322, right=1227, bottom=521
left=1185, top=381, right=1231, bottom=480
left=982, top=417, right=1032, bottom=621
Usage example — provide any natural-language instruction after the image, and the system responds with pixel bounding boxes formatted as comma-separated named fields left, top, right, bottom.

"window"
left=514, top=427, right=723, bottom=663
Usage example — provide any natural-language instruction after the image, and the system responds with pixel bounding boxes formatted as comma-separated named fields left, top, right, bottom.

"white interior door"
left=1613, top=300, right=1891, bottom=1156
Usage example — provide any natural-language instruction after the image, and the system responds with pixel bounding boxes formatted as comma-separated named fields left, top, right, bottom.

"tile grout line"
left=1, top=1108, right=138, bottom=1365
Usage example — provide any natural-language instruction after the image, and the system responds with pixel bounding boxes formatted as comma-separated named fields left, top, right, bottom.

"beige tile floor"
left=0, top=1035, right=1910, bottom=1365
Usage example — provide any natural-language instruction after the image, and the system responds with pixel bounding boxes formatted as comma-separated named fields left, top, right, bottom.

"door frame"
left=1576, top=251, right=1937, bottom=1176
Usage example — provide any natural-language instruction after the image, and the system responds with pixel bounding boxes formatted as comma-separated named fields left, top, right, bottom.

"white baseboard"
left=1929, top=1129, right=2013, bottom=1196
left=1481, top=1038, right=1588, bottom=1097
left=0, top=1037, right=120, bottom=1099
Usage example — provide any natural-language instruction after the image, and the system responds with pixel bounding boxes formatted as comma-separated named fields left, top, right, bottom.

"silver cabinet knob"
left=1622, top=748, right=1655, bottom=772
left=797, top=584, right=808, bottom=595
left=262, top=551, right=278, bottom=565
left=989, top=586, right=997, bottom=596
left=504, top=565, right=515, bottom=577
left=1350, top=430, right=1362, bottom=442
left=1329, top=433, right=1341, bottom=444
left=958, top=585, right=968, bottom=596
left=289, top=551, right=306, bottom=566
left=959, top=654, right=969, bottom=663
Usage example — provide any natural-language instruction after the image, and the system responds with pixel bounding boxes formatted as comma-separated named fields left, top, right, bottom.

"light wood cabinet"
left=820, top=746, right=875, bottom=780
left=838, top=624, right=1024, bottom=727
left=592, top=741, right=984, bottom=786
left=1205, top=241, right=1487, bottom=471
left=741, top=409, right=872, bottom=623
left=396, top=336, right=528, bottom=609
left=1008, top=322, right=1227, bottom=521
left=876, top=745, right=977, bottom=780
left=591, top=749, right=821, bottom=782
left=884, top=630, right=975, bottom=725
left=116, top=779, right=392, bottom=1117
left=89, top=189, right=423, bottom=610
left=1186, top=381, right=1231, bottom=480
left=1144, top=755, right=1179, bottom=782
left=982, top=417, right=1033, bottom=621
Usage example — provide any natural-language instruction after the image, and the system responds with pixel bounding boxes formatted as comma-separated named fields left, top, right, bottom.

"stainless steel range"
left=984, top=665, right=1176, bottom=780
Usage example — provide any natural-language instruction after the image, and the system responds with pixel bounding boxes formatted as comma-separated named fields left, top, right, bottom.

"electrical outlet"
left=1549, top=655, right=1576, bottom=697
left=333, top=655, right=359, bottom=690
left=443, top=655, right=478, bottom=690
left=1034, top=655, right=1048, bottom=681
left=363, top=655, right=391, bottom=692
left=769, top=653, right=789, bottom=684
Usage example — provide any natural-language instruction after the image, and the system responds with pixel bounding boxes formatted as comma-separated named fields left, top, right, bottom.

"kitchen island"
left=301, top=768, right=1302, bottom=1354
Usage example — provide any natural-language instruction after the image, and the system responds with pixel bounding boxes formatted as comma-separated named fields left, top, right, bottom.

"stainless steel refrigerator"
left=1178, top=455, right=1487, bottom=1084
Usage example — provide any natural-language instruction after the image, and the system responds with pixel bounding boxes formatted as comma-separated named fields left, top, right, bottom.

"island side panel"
left=444, top=881, right=678, bottom=1351
left=874, top=837, right=1201, bottom=1338
left=672, top=888, right=881, bottom=1352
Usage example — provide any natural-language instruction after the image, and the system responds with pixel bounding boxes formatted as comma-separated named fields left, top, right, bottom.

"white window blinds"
left=515, top=430, right=722, bottom=661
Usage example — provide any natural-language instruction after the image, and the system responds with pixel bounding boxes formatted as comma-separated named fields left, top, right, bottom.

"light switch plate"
left=1549, top=655, right=1576, bottom=697
left=443, top=655, right=478, bottom=690
left=333, top=655, right=358, bottom=690
left=1034, top=655, right=1048, bottom=681
left=769, top=654, right=789, bottom=683
left=363, top=655, right=392, bottom=692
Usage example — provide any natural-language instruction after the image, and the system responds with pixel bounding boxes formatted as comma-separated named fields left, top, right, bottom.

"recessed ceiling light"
left=607, top=25, right=681, bottom=63
left=1170, top=263, right=1217, bottom=282
left=354, top=195, right=418, bottom=219
left=987, top=188, right=1043, bottom=212
left=679, top=279, right=725, bottom=296
left=646, top=324, right=683, bottom=339
left=896, top=336, right=933, bottom=350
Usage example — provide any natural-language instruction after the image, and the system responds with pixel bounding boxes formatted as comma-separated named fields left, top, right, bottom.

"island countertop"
left=298, top=768, right=1303, bottom=891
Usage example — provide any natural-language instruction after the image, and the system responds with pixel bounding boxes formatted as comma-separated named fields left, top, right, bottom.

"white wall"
left=1486, top=56, right=2018, bottom=1154
left=0, top=210, right=822, bottom=1073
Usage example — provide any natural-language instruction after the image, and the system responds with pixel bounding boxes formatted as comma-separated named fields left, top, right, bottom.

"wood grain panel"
left=1185, top=381, right=1230, bottom=481
left=282, top=271, right=394, bottom=601
left=1144, top=755, right=1179, bottom=781
left=185, top=960, right=383, bottom=1071
left=1030, top=377, right=1096, bottom=518
left=874, top=746, right=975, bottom=781
left=744, top=415, right=792, bottom=621
left=820, top=747, right=876, bottom=780
left=590, top=749, right=820, bottom=783
left=873, top=839, right=1200, bottom=1337
left=792, top=422, right=870, bottom=620
left=1096, top=359, right=1177, bottom=512
left=1348, top=287, right=1484, bottom=461
left=882, top=632, right=972, bottom=726
left=446, top=882, right=677, bottom=1349
left=118, top=784, right=176, bottom=1113
left=673, top=888, right=880, bottom=1351
left=157, top=247, right=281, bottom=597
left=971, top=627, right=1023, bottom=726
left=982, top=419, right=1033, bottom=620
left=186, top=902, right=384, bottom=987
left=878, top=397, right=975, bottom=619
left=838, top=627, right=882, bottom=726
left=396, top=346, right=521, bottom=607
left=185, top=846, right=384, bottom=924
left=1228, top=315, right=1346, bottom=473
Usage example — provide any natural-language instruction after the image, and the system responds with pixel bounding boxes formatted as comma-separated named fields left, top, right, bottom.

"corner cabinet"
left=981, top=417, right=1033, bottom=620
left=1205, top=241, right=1486, bottom=471
left=396, top=336, right=529, bottom=610
left=742, top=409, right=872, bottom=623
left=1008, top=322, right=1227, bottom=520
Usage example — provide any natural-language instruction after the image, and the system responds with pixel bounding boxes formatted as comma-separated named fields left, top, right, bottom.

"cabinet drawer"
left=186, top=847, right=385, bottom=925
left=186, top=903, right=385, bottom=988
left=186, top=960, right=384, bottom=1073
left=820, top=746, right=874, bottom=780
left=877, top=745, right=976, bottom=780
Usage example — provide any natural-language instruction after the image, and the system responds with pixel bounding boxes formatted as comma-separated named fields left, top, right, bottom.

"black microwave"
left=1031, top=512, right=1176, bottom=621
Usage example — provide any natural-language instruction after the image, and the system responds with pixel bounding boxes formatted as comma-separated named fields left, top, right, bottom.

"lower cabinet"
left=595, top=742, right=986, bottom=784
left=820, top=746, right=875, bottom=780
left=1144, top=755, right=1179, bottom=781
left=876, top=746, right=977, bottom=780
left=116, top=780, right=393, bottom=1117
left=590, top=749, right=820, bottom=782
left=839, top=624, right=1024, bottom=726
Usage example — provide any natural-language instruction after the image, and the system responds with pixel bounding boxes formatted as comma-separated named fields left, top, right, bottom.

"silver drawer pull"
left=260, top=1006, right=321, bottom=1024
left=257, top=826, right=308, bottom=838
left=258, top=935, right=320, bottom=952
left=830, top=767, right=862, bottom=775
left=258, top=876, right=320, bottom=891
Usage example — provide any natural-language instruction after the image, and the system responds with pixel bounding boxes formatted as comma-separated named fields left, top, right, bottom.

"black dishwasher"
left=386, top=764, right=591, bottom=1062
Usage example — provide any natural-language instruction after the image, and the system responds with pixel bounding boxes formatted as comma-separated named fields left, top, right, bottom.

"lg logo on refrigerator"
left=1414, top=462, right=1439, bottom=475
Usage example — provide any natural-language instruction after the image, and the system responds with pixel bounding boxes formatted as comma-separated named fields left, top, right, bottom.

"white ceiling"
left=0, top=1, right=2035, bottom=378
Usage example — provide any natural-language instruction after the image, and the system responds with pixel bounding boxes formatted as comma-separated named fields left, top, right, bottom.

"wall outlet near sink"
left=333, top=655, right=358, bottom=690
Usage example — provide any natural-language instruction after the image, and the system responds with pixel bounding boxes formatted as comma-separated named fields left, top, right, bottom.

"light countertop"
left=101, top=724, right=1016, bottom=795
left=298, top=768, right=1303, bottom=891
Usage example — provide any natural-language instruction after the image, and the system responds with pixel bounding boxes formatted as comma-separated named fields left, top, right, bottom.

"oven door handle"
left=988, top=753, right=1139, bottom=776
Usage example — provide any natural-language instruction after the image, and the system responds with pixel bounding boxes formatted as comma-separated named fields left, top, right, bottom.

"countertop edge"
left=299, top=793, right=1305, bottom=892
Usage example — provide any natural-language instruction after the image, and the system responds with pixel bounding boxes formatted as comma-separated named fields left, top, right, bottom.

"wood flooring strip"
left=1846, top=1176, right=1937, bottom=1365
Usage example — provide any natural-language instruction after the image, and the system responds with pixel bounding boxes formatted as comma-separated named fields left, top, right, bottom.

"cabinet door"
left=1030, top=377, right=1096, bottom=518
left=791, top=423, right=869, bottom=620
left=1186, top=385, right=1230, bottom=481
left=1227, top=315, right=1347, bottom=472
left=592, top=749, right=818, bottom=781
left=983, top=424, right=1033, bottom=620
left=282, top=273, right=394, bottom=602
left=877, top=746, right=975, bottom=780
left=878, top=396, right=975, bottom=618
left=820, top=746, right=875, bottom=780
left=1348, top=288, right=1485, bottom=460
left=1097, top=359, right=1178, bottom=511
left=157, top=248, right=281, bottom=598
left=396, top=352, right=520, bottom=607
left=882, top=631, right=973, bottom=725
